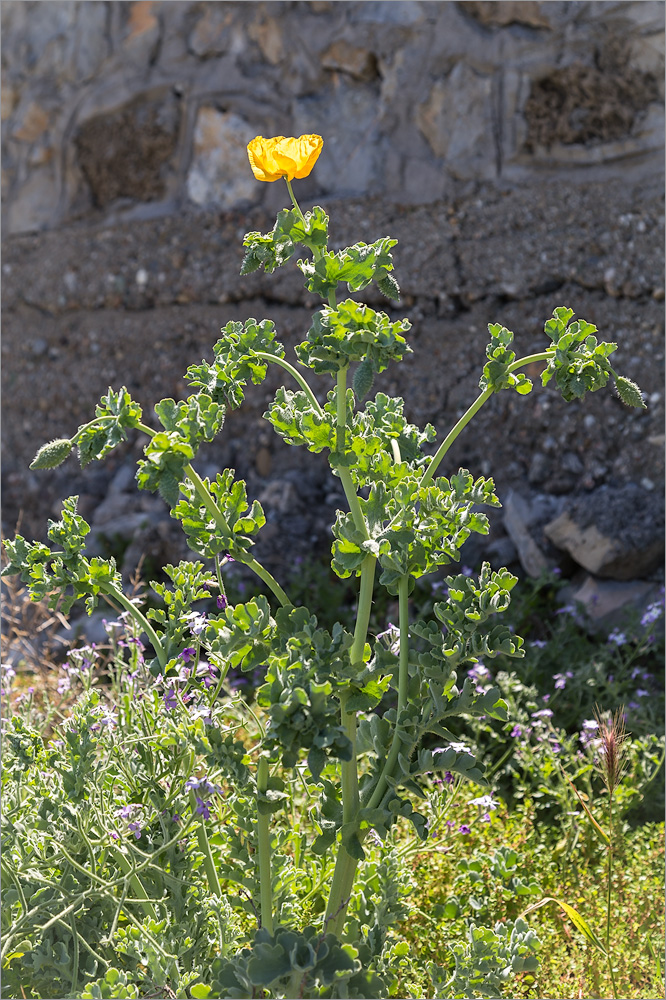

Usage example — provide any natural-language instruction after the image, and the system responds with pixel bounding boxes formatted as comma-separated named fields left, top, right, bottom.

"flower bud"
left=29, top=438, right=73, bottom=470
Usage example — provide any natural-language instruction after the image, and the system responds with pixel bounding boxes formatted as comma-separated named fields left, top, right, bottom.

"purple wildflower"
left=444, top=771, right=455, bottom=785
left=641, top=601, right=663, bottom=628
left=164, top=688, right=177, bottom=711
left=194, top=797, right=211, bottom=820
left=196, top=660, right=218, bottom=689
left=469, top=794, right=497, bottom=811
left=510, top=724, right=523, bottom=738
left=181, top=647, right=196, bottom=663
left=608, top=629, right=628, bottom=646
left=128, top=821, right=142, bottom=840
left=185, top=776, right=222, bottom=797
left=636, top=688, right=649, bottom=698
left=186, top=612, right=208, bottom=636
left=553, top=671, right=574, bottom=690
left=217, top=595, right=228, bottom=610
left=458, top=824, right=471, bottom=835
left=530, top=639, right=548, bottom=649
left=531, top=708, right=553, bottom=719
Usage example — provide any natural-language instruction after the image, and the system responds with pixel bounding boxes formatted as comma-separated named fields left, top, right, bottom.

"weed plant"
left=2, top=134, right=662, bottom=1000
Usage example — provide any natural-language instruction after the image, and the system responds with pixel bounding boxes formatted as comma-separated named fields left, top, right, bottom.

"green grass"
left=399, top=798, right=664, bottom=999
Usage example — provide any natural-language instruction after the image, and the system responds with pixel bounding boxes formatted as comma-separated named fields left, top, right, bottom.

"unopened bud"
left=29, top=438, right=73, bottom=470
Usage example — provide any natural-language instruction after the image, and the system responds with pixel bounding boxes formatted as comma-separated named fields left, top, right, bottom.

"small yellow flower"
left=247, top=134, right=323, bottom=183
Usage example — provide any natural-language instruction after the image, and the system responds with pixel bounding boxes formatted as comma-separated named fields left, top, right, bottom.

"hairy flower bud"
left=615, top=375, right=646, bottom=409
left=29, top=438, right=73, bottom=470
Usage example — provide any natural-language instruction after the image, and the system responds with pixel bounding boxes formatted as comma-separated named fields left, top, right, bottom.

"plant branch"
left=422, top=351, right=552, bottom=488
left=256, top=756, right=274, bottom=935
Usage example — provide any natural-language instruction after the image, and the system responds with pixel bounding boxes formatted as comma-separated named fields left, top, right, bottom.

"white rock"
left=186, top=109, right=258, bottom=209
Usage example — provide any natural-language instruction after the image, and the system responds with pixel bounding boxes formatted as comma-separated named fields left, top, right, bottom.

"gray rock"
left=571, top=574, right=657, bottom=623
left=544, top=484, right=665, bottom=579
left=502, top=490, right=549, bottom=578
left=186, top=109, right=259, bottom=209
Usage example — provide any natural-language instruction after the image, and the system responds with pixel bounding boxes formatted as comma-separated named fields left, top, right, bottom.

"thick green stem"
left=108, top=847, right=157, bottom=920
left=184, top=463, right=291, bottom=607
left=336, top=366, right=348, bottom=454
left=189, top=791, right=222, bottom=899
left=351, top=555, right=376, bottom=667
left=254, top=351, right=324, bottom=416
left=241, top=555, right=291, bottom=608
left=333, top=367, right=367, bottom=536
left=421, top=387, right=493, bottom=488
left=285, top=177, right=306, bottom=224
left=256, top=756, right=274, bottom=935
left=322, top=559, right=376, bottom=938
left=364, top=574, right=410, bottom=812
left=102, top=586, right=167, bottom=671
left=421, top=351, right=552, bottom=488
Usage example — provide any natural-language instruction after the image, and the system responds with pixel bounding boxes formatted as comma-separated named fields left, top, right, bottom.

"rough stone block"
left=544, top=484, right=665, bottom=580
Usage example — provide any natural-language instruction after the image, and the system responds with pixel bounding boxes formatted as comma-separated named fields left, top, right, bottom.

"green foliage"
left=479, top=324, right=532, bottom=396
left=241, top=205, right=329, bottom=275
left=185, top=318, right=284, bottom=409
left=297, top=237, right=400, bottom=301
left=296, top=299, right=412, bottom=375
left=430, top=918, right=539, bottom=999
left=172, top=470, right=266, bottom=559
left=136, top=394, right=225, bottom=506
left=3, top=157, right=652, bottom=1000
left=331, top=472, right=501, bottom=592
left=541, top=306, right=617, bottom=402
left=209, top=925, right=388, bottom=999
left=77, top=387, right=143, bottom=467
left=2, top=496, right=121, bottom=615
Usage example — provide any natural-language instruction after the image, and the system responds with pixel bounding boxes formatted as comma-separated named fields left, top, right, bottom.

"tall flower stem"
left=101, top=585, right=167, bottom=671
left=285, top=177, right=306, bottom=224
left=184, top=463, right=291, bottom=608
left=364, top=574, right=410, bottom=813
left=256, top=755, right=274, bottom=935
left=323, top=369, right=376, bottom=937
left=189, top=790, right=222, bottom=899
left=421, top=351, right=552, bottom=487
left=605, top=793, right=619, bottom=999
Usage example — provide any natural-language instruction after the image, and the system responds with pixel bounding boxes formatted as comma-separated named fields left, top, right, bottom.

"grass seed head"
left=593, top=704, right=630, bottom=796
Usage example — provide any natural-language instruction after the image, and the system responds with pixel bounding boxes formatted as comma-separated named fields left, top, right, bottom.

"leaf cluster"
left=77, top=388, right=143, bottom=467
left=331, top=470, right=501, bottom=592
left=479, top=324, right=532, bottom=396
left=541, top=306, right=617, bottom=401
left=172, top=471, right=265, bottom=559
left=297, top=237, right=400, bottom=301
left=2, top=497, right=121, bottom=615
left=240, top=206, right=329, bottom=275
left=185, top=318, right=284, bottom=410
left=207, top=924, right=387, bottom=999
left=136, top=394, right=225, bottom=506
left=295, top=299, right=411, bottom=375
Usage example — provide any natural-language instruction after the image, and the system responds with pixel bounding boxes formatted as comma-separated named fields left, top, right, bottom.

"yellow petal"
left=247, top=134, right=323, bottom=182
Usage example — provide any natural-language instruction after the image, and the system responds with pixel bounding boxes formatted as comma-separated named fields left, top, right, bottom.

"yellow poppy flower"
left=247, top=134, right=323, bottom=183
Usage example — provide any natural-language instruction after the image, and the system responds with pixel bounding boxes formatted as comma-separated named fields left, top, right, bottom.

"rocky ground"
left=2, top=172, right=664, bottom=601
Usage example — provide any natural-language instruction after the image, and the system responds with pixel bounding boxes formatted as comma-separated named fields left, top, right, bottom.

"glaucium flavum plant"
left=3, top=133, right=646, bottom=999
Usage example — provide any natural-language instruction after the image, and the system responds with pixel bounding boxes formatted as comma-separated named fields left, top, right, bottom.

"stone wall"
left=2, top=1, right=664, bottom=233
left=2, top=1, right=664, bottom=597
